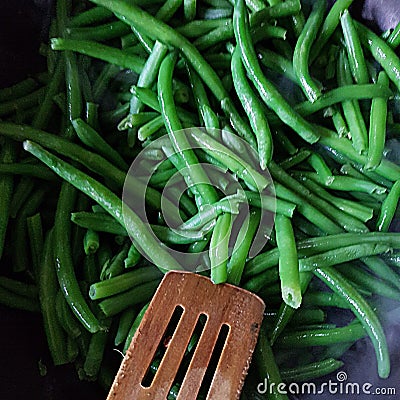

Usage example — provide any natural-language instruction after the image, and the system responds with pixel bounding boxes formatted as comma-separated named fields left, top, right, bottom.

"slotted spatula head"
left=107, top=271, right=265, bottom=400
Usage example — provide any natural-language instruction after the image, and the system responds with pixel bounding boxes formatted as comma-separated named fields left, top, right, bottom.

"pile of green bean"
left=1, top=0, right=400, bottom=398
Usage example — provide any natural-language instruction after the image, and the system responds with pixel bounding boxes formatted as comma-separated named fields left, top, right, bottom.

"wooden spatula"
left=107, top=271, right=265, bottom=400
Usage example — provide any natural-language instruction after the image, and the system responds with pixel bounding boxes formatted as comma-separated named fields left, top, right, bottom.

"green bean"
left=293, top=0, right=325, bottom=102
left=209, top=213, right=232, bottom=284
left=245, top=191, right=295, bottom=218
left=193, top=23, right=233, bottom=51
left=243, top=267, right=279, bottom=293
left=179, top=192, right=244, bottom=231
left=377, top=180, right=400, bottom=232
left=280, top=358, right=344, bottom=383
left=90, top=266, right=162, bottom=300
left=291, top=83, right=392, bottom=118
left=137, top=115, right=164, bottom=141
left=275, top=214, right=301, bottom=309
left=245, top=232, right=400, bottom=278
left=38, top=231, right=69, bottom=364
left=362, top=256, right=400, bottom=291
left=83, top=229, right=99, bottom=255
left=341, top=9, right=369, bottom=84
left=302, top=291, right=350, bottom=309
left=54, top=183, right=102, bottom=333
left=64, top=50, right=82, bottom=122
left=118, top=111, right=159, bottom=131
left=297, top=175, right=373, bottom=223
left=231, top=46, right=272, bottom=169
left=85, top=101, right=99, bottom=129
left=26, top=213, right=44, bottom=277
left=0, top=86, right=46, bottom=117
left=186, top=66, right=219, bottom=132
left=72, top=118, right=128, bottom=170
left=233, top=0, right=319, bottom=144
left=123, top=302, right=149, bottom=353
left=190, top=129, right=270, bottom=192
left=55, top=290, right=83, bottom=339
left=356, top=22, right=400, bottom=93
left=131, top=25, right=154, bottom=55
left=227, top=211, right=260, bottom=286
left=176, top=18, right=231, bottom=37
left=0, top=140, right=16, bottom=260
left=155, top=0, right=183, bottom=21
left=337, top=263, right=400, bottom=301
left=12, top=188, right=46, bottom=273
left=25, top=141, right=182, bottom=271
left=311, top=0, right=354, bottom=62
left=98, top=279, right=160, bottom=317
left=184, top=0, right=196, bottom=21
left=279, top=149, right=311, bottom=170
left=269, top=272, right=312, bottom=345
left=275, top=182, right=342, bottom=234
left=124, top=243, right=141, bottom=268
left=0, top=121, right=126, bottom=185
left=90, top=0, right=255, bottom=144
left=84, top=320, right=110, bottom=378
left=0, top=277, right=37, bottom=299
left=9, top=176, right=34, bottom=219
left=99, top=243, right=128, bottom=280
left=158, top=52, right=220, bottom=208
left=299, top=243, right=391, bottom=272
left=307, top=152, right=331, bottom=180
left=72, top=212, right=127, bottom=235
left=115, top=307, right=137, bottom=346
left=299, top=171, right=386, bottom=196
left=257, top=47, right=298, bottom=84
left=68, top=21, right=131, bottom=41
left=254, top=327, right=289, bottom=400
left=337, top=50, right=368, bottom=154
left=0, top=77, right=39, bottom=103
left=317, top=126, right=400, bottom=181
left=272, top=163, right=369, bottom=233
left=276, top=322, right=366, bottom=348
left=0, top=285, right=40, bottom=312
left=250, top=0, right=301, bottom=25
left=387, top=21, right=400, bottom=49
left=69, top=6, right=113, bottom=27
left=315, top=266, right=390, bottom=378
left=51, top=38, right=145, bottom=74
left=366, top=71, right=389, bottom=170
left=93, top=64, right=121, bottom=102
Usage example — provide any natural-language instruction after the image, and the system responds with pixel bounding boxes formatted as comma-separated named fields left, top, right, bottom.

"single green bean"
left=210, top=213, right=232, bottom=284
left=293, top=0, right=325, bottom=102
left=115, top=307, right=137, bottom=346
left=69, top=6, right=113, bottom=27
left=51, top=38, right=145, bottom=74
left=55, top=290, right=83, bottom=339
left=98, top=279, right=160, bottom=317
left=275, top=214, right=301, bottom=309
left=280, top=358, right=344, bottom=383
left=68, top=21, right=131, bottom=41
left=90, top=266, right=162, bottom=300
left=377, top=180, right=400, bottom=232
left=245, top=191, right=295, bottom=218
left=38, top=231, right=69, bottom=364
left=231, top=46, right=272, bottom=168
left=314, top=266, right=390, bottom=378
left=123, top=302, right=149, bottom=353
left=341, top=9, right=369, bottom=84
left=366, top=71, right=389, bottom=170
left=276, top=322, right=366, bottom=348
